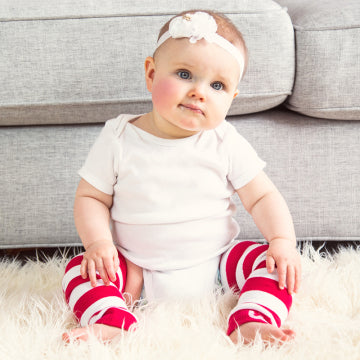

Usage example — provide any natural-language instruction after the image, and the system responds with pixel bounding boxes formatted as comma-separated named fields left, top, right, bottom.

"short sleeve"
left=78, top=120, right=121, bottom=195
left=225, top=123, right=266, bottom=190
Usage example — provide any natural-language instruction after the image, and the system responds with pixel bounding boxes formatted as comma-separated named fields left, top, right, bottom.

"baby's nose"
left=188, top=83, right=206, bottom=101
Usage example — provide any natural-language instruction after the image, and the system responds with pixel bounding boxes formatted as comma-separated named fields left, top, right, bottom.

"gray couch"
left=1, top=0, right=359, bottom=249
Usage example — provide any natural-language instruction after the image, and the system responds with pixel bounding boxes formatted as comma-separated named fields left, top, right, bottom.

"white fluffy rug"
left=0, top=244, right=360, bottom=360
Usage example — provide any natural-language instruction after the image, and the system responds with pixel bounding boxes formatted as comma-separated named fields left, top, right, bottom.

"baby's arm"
left=236, top=171, right=301, bottom=294
left=74, top=179, right=118, bottom=287
left=74, top=179, right=144, bottom=303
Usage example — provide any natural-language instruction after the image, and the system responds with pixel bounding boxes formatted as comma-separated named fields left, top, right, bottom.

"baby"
left=62, top=10, right=301, bottom=345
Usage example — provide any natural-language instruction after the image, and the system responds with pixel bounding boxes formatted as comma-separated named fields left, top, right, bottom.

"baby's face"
left=146, top=37, right=242, bottom=138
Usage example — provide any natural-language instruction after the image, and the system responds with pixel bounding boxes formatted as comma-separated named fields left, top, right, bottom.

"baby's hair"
left=156, top=9, right=248, bottom=76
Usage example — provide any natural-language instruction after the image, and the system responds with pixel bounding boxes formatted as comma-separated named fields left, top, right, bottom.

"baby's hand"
left=80, top=240, right=120, bottom=287
left=266, top=238, right=301, bottom=295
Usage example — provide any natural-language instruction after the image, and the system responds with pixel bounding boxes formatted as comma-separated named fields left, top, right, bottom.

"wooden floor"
left=0, top=246, right=83, bottom=264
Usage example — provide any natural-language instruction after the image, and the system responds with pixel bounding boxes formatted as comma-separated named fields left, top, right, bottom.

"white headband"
left=156, top=12, right=245, bottom=81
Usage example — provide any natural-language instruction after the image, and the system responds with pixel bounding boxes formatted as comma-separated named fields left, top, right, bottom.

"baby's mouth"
left=179, top=104, right=204, bottom=115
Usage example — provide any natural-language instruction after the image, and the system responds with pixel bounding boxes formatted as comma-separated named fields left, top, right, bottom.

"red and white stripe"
left=220, top=241, right=292, bottom=335
left=62, top=251, right=138, bottom=331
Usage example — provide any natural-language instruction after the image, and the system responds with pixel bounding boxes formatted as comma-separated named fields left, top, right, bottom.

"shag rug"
left=0, top=244, right=359, bottom=360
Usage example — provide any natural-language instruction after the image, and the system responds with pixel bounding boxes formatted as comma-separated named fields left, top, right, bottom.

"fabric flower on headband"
left=156, top=11, right=245, bottom=81
left=168, top=12, right=218, bottom=44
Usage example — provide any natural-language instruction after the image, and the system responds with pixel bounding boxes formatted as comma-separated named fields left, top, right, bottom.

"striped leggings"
left=62, top=241, right=292, bottom=334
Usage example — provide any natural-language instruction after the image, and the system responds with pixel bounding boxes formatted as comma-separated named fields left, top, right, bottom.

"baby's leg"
left=62, top=250, right=137, bottom=342
left=220, top=241, right=294, bottom=344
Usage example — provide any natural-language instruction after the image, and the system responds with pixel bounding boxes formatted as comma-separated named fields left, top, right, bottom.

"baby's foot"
left=229, top=322, right=295, bottom=345
left=62, top=323, right=125, bottom=343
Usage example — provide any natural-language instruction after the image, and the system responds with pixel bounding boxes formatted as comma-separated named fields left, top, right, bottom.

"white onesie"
left=79, top=114, right=265, bottom=299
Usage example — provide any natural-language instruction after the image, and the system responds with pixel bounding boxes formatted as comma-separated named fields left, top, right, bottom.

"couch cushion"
left=0, top=0, right=294, bottom=126
left=276, top=0, right=360, bottom=120
left=1, top=108, right=359, bottom=248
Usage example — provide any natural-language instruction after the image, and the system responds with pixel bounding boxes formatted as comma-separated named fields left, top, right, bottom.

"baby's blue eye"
left=211, top=82, right=224, bottom=91
left=177, top=70, right=191, bottom=80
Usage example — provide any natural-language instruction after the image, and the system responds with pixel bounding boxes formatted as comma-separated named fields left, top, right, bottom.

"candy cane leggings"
left=62, top=240, right=292, bottom=334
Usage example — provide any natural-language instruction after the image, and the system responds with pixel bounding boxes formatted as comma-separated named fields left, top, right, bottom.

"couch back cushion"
left=276, top=0, right=360, bottom=120
left=0, top=0, right=294, bottom=125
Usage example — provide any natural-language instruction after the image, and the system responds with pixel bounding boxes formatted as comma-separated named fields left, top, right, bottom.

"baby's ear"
left=233, top=89, right=239, bottom=99
left=144, top=56, right=156, bottom=92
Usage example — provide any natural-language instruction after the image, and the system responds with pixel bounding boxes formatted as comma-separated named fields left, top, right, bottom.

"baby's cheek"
left=151, top=78, right=178, bottom=110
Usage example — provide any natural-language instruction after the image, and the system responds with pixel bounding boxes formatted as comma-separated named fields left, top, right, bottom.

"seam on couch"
left=293, top=25, right=360, bottom=32
left=0, top=92, right=293, bottom=108
left=287, top=104, right=360, bottom=111
left=0, top=97, right=151, bottom=108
